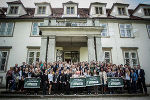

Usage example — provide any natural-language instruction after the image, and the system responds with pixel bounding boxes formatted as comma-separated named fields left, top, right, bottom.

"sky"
left=0, top=0, right=150, bottom=9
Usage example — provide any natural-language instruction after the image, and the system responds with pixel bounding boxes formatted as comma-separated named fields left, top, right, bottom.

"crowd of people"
left=6, top=61, right=147, bottom=95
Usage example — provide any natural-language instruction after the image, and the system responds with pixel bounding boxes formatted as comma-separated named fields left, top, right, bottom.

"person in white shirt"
left=48, top=70, right=53, bottom=94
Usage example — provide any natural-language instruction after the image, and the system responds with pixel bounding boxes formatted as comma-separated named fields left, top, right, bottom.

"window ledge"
left=120, top=36, right=135, bottom=38
left=0, top=35, right=13, bottom=37
left=30, top=35, right=41, bottom=37
left=0, top=71, right=6, bottom=73
left=101, top=36, right=110, bottom=38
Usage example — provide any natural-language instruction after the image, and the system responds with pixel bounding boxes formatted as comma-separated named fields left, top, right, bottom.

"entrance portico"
left=39, top=26, right=103, bottom=63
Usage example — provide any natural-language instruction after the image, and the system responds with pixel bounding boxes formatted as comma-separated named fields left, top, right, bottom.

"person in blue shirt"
left=131, top=69, right=138, bottom=93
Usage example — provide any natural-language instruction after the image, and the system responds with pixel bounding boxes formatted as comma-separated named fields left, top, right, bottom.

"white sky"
left=0, top=0, right=150, bottom=9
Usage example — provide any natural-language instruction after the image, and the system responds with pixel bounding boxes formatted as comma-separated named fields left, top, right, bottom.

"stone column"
left=40, top=36, right=47, bottom=62
left=96, top=37, right=103, bottom=62
left=48, top=35, right=56, bottom=63
left=87, top=35, right=96, bottom=62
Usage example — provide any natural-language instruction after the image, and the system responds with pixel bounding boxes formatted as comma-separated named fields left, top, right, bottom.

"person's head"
left=137, top=65, right=141, bottom=69
left=15, top=64, right=18, bottom=67
left=108, top=68, right=111, bottom=72
left=125, top=68, right=129, bottom=72
left=35, top=68, right=38, bottom=73
left=94, top=70, right=97, bottom=75
left=131, top=69, right=134, bottom=73
left=25, top=68, right=28, bottom=72
left=117, top=69, right=120, bottom=73
left=61, top=70, right=64, bottom=74
left=10, top=67, right=13, bottom=70
left=100, top=67, right=104, bottom=72
left=22, top=62, right=25, bottom=65
left=45, top=70, right=48, bottom=74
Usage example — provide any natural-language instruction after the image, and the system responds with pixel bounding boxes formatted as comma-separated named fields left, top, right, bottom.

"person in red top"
left=6, top=67, right=13, bottom=91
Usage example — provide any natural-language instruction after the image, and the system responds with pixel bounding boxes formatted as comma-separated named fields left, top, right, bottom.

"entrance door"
left=64, top=51, right=79, bottom=63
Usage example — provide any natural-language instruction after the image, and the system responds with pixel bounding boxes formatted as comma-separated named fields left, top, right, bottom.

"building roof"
left=6, top=0, right=22, bottom=4
left=63, top=1, right=78, bottom=4
left=0, top=2, right=150, bottom=20
left=132, top=4, right=150, bottom=15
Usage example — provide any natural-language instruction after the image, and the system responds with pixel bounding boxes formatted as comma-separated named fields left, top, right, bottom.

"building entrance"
left=64, top=51, right=79, bottom=63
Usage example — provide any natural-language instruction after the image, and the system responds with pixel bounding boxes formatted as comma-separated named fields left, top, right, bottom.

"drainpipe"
left=94, top=36, right=97, bottom=61
left=45, top=36, right=49, bottom=67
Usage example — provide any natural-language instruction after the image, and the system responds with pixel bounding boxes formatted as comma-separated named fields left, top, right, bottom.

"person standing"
left=48, top=70, right=53, bottom=95
left=136, top=65, right=147, bottom=94
left=58, top=70, right=66, bottom=95
left=124, top=68, right=131, bottom=93
left=65, top=69, right=71, bottom=95
left=53, top=71, right=59, bottom=95
left=41, top=70, right=48, bottom=95
left=6, top=67, right=13, bottom=91
left=131, top=69, right=138, bottom=93
left=99, top=67, right=107, bottom=94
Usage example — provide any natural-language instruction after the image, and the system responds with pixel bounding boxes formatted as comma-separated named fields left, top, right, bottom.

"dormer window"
left=144, top=8, right=150, bottom=16
left=95, top=7, right=102, bottom=14
left=38, top=6, right=46, bottom=14
left=118, top=7, right=126, bottom=15
left=67, top=7, right=74, bottom=14
left=9, top=6, right=19, bottom=14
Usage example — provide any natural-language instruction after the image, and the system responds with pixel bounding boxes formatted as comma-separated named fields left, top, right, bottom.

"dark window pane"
left=95, top=7, right=99, bottom=14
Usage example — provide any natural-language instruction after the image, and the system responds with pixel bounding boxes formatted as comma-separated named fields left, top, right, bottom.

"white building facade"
left=0, top=1, right=150, bottom=86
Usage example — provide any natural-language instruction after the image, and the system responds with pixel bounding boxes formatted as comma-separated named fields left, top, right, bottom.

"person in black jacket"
left=136, top=65, right=147, bottom=94
left=53, top=71, right=59, bottom=95
left=65, top=69, right=72, bottom=95
left=41, top=70, right=48, bottom=95
left=58, top=70, right=66, bottom=95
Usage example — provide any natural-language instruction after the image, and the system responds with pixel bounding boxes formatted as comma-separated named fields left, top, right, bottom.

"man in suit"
left=136, top=65, right=147, bottom=94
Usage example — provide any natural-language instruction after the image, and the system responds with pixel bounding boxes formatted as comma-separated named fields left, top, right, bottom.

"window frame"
left=123, top=50, right=139, bottom=66
left=27, top=49, right=40, bottom=65
left=119, top=24, right=133, bottom=38
left=118, top=7, right=126, bottom=15
left=147, top=25, right=150, bottom=38
left=0, top=50, right=9, bottom=72
left=103, top=48, right=112, bottom=64
left=30, top=22, right=44, bottom=37
left=66, top=6, right=75, bottom=14
left=100, top=23, right=109, bottom=37
left=0, top=22, right=15, bottom=37
left=37, top=6, right=46, bottom=14
left=8, top=6, right=19, bottom=15
left=95, top=7, right=103, bottom=15
left=143, top=8, right=150, bottom=16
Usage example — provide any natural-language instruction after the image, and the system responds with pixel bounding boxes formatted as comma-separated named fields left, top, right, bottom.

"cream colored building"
left=0, top=1, right=150, bottom=86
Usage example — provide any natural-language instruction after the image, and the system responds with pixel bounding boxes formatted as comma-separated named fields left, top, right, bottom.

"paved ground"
left=0, top=96, right=150, bottom=100
left=0, top=87, right=150, bottom=100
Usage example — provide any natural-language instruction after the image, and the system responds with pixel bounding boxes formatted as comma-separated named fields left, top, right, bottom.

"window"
left=144, top=8, right=150, bottom=16
left=0, top=50, right=9, bottom=71
left=27, top=50, right=40, bottom=65
left=67, top=7, right=74, bottom=14
left=38, top=6, right=46, bottom=14
left=9, top=6, right=19, bottom=14
left=0, top=22, right=14, bottom=36
left=104, top=51, right=111, bottom=63
left=100, top=23, right=108, bottom=37
left=118, top=7, right=126, bottom=15
left=147, top=25, right=150, bottom=37
left=123, top=50, right=139, bottom=66
left=31, top=22, right=43, bottom=36
left=119, top=24, right=133, bottom=37
left=95, top=7, right=103, bottom=14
